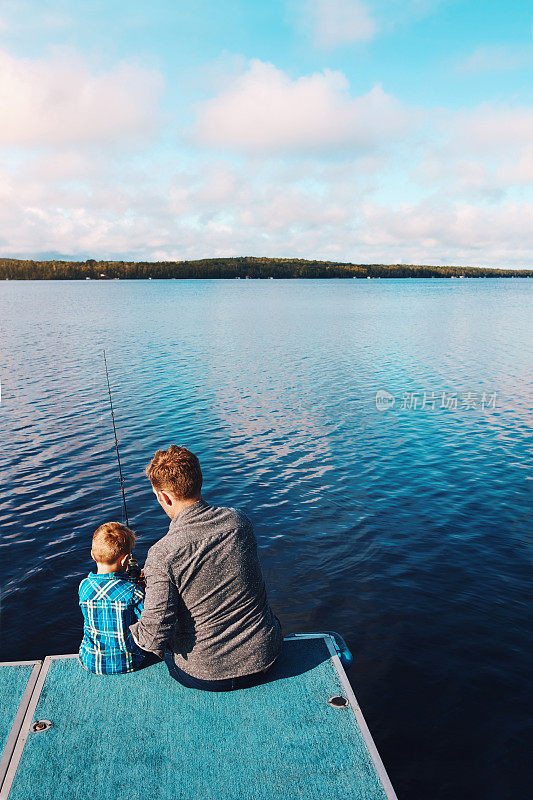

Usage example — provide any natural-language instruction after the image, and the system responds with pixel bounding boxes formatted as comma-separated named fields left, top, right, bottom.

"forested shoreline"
left=1, top=257, right=532, bottom=280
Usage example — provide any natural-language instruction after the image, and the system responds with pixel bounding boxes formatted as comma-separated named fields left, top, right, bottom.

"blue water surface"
left=1, top=278, right=532, bottom=800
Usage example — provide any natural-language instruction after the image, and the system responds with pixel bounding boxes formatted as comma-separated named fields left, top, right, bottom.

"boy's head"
left=91, top=522, right=135, bottom=569
left=145, top=445, right=202, bottom=519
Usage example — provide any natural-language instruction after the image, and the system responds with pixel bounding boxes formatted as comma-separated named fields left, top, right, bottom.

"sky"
left=0, top=0, right=532, bottom=267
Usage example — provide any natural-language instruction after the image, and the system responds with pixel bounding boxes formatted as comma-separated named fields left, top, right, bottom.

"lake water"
left=1, top=278, right=532, bottom=800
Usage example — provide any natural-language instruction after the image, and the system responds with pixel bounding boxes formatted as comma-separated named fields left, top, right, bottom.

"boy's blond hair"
left=92, top=522, right=135, bottom=564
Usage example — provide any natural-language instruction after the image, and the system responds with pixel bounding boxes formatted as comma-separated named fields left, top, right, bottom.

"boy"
left=78, top=521, right=149, bottom=675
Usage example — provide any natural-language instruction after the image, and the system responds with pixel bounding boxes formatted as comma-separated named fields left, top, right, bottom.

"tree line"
left=1, top=257, right=532, bottom=280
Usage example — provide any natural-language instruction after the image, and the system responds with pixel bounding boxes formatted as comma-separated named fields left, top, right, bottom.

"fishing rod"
left=103, top=350, right=129, bottom=527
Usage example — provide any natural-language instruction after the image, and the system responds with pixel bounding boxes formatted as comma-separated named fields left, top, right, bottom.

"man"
left=130, top=445, right=282, bottom=691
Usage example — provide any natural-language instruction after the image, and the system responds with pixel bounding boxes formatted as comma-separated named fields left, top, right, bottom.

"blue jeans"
left=164, top=651, right=271, bottom=692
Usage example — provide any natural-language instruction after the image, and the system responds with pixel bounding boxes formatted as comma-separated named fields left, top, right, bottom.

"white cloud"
left=192, top=60, right=413, bottom=153
left=358, top=200, right=533, bottom=265
left=304, top=0, right=376, bottom=47
left=452, top=104, right=533, bottom=153
left=0, top=49, right=163, bottom=148
left=0, top=153, right=370, bottom=257
left=413, top=155, right=506, bottom=201
left=0, top=50, right=531, bottom=269
left=411, top=101, right=533, bottom=200
left=1, top=151, right=531, bottom=268
left=294, top=0, right=444, bottom=45
left=496, top=148, right=533, bottom=186
left=457, top=44, right=533, bottom=75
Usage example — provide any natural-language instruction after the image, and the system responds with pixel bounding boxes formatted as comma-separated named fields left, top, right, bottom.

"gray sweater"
left=130, top=499, right=282, bottom=680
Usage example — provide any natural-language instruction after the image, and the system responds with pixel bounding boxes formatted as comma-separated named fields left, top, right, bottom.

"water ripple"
left=0, top=279, right=532, bottom=800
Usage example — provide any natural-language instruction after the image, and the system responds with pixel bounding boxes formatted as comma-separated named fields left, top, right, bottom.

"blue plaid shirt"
left=78, top=571, right=146, bottom=675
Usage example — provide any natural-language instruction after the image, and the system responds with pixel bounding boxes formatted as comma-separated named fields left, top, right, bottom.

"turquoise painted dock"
left=0, top=634, right=397, bottom=799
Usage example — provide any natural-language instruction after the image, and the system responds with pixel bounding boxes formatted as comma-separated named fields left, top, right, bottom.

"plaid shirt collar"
left=88, top=571, right=133, bottom=581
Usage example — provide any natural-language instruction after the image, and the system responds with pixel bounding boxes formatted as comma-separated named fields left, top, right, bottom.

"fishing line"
left=103, top=350, right=129, bottom=526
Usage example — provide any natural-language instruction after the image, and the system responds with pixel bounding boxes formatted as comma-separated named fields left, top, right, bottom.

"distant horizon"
left=1, top=255, right=532, bottom=271
left=2, top=256, right=532, bottom=279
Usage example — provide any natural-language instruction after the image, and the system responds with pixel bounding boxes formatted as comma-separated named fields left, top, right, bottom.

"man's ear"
left=160, top=490, right=173, bottom=507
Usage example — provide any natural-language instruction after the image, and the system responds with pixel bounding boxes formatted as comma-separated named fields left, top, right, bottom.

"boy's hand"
left=136, top=569, right=146, bottom=589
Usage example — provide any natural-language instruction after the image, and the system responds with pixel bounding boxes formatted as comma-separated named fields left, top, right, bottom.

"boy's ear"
left=90, top=548, right=96, bottom=562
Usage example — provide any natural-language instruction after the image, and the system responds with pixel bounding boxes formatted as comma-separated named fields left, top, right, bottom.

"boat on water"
left=0, top=632, right=397, bottom=800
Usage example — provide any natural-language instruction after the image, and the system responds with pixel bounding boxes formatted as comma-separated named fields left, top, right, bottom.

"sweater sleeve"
left=129, top=547, right=177, bottom=655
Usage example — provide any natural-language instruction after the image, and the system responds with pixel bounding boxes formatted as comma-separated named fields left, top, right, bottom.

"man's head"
left=145, top=445, right=202, bottom=519
left=91, top=522, right=135, bottom=571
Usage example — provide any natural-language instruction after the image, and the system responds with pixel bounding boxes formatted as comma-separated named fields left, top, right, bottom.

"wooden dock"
left=0, top=633, right=397, bottom=799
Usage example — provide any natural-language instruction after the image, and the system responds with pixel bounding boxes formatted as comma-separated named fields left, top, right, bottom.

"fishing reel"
left=126, top=557, right=142, bottom=581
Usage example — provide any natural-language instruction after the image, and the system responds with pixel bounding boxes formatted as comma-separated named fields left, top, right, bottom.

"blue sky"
left=0, top=0, right=532, bottom=266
